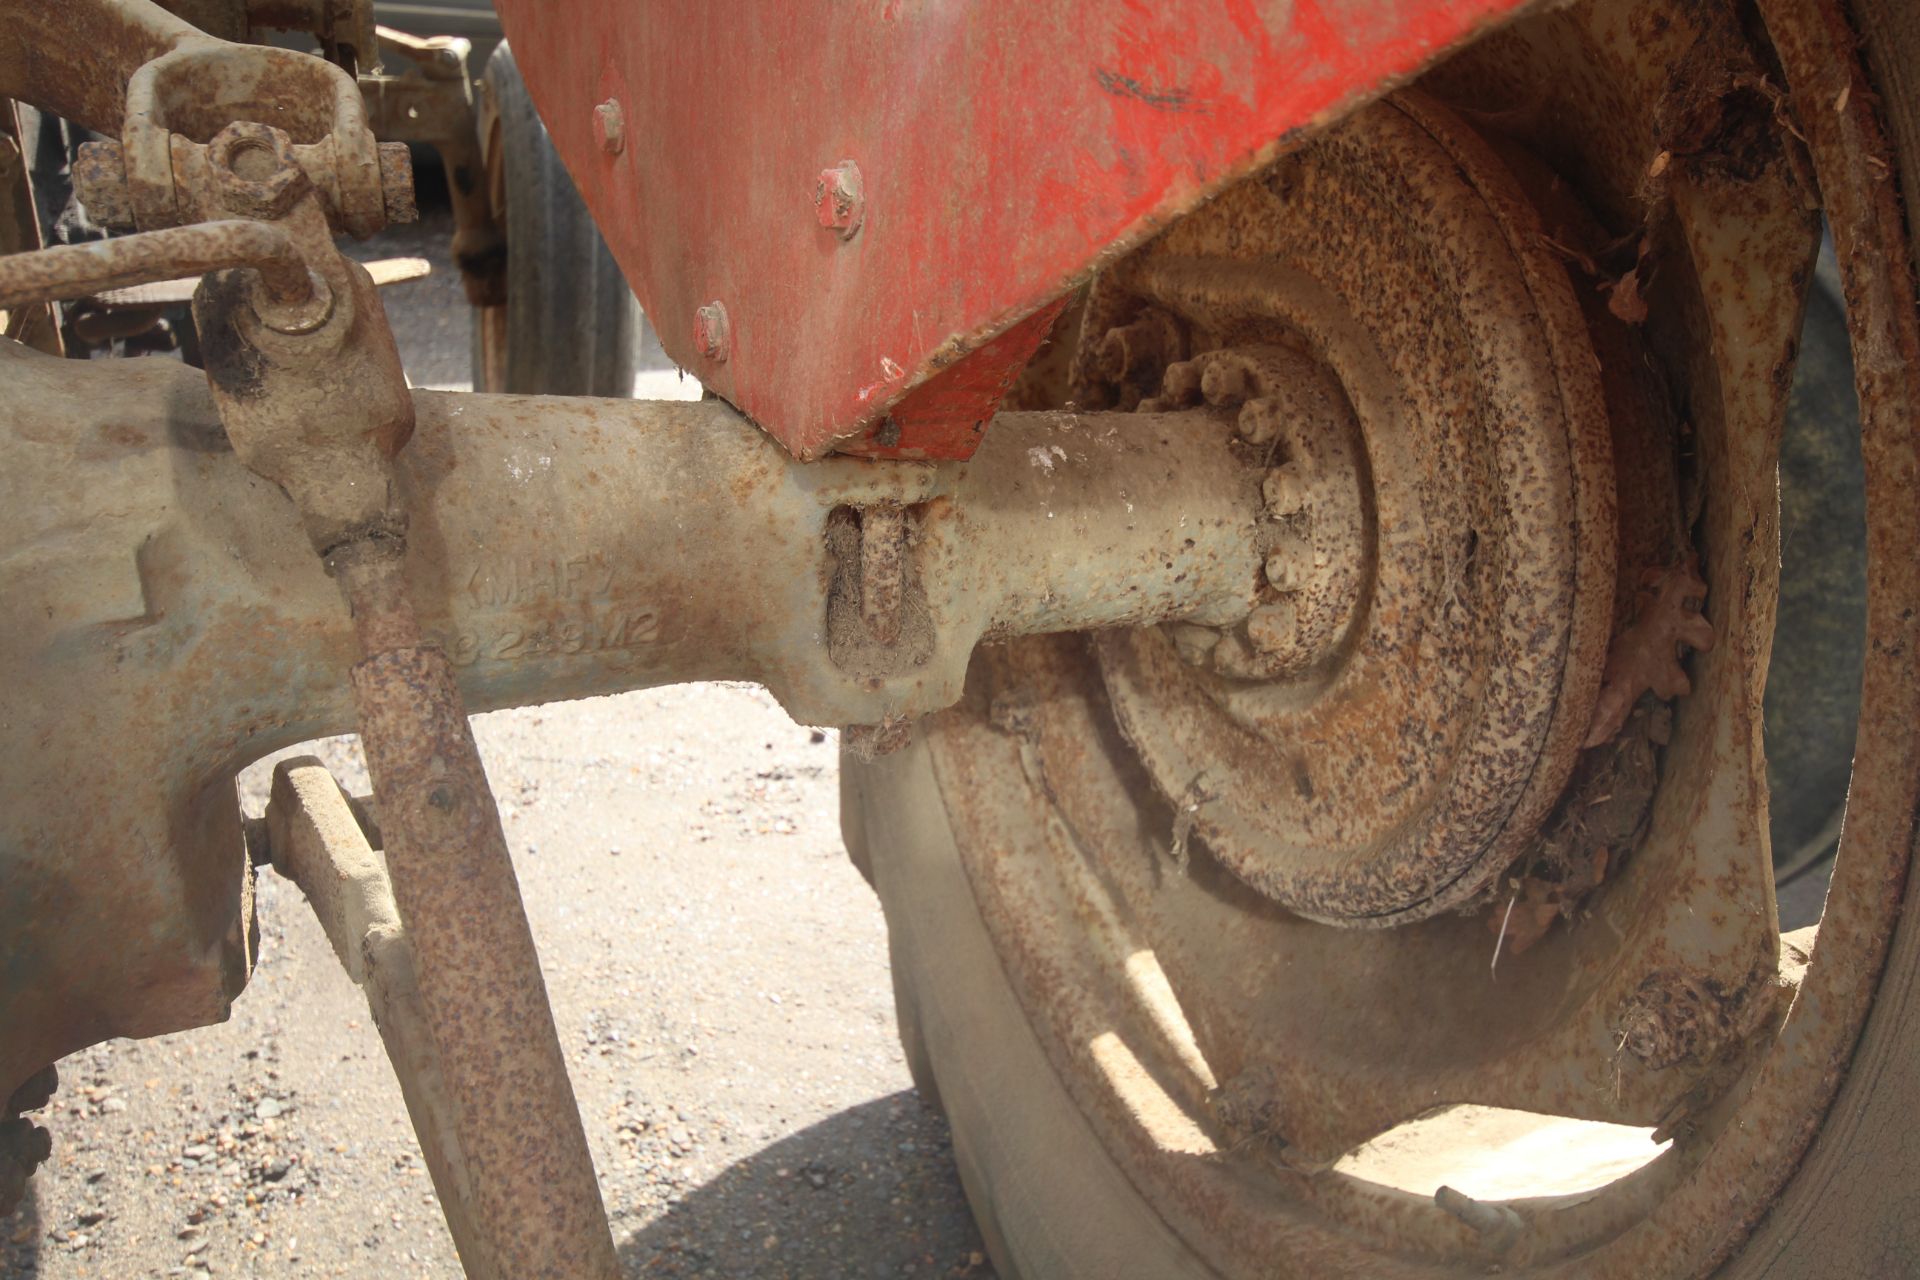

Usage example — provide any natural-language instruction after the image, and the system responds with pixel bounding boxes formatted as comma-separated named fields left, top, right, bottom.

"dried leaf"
left=1586, top=555, right=1716, bottom=748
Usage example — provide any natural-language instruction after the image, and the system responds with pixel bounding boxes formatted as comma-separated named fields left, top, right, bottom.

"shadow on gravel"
left=615, top=1091, right=995, bottom=1280
left=1, top=1180, right=44, bottom=1275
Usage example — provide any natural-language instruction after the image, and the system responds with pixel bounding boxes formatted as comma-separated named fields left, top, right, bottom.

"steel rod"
left=0, top=220, right=312, bottom=310
left=336, top=546, right=620, bottom=1280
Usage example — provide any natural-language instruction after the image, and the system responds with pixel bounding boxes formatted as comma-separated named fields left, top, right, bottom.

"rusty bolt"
left=814, top=160, right=865, bottom=239
left=1199, top=359, right=1251, bottom=407
left=1237, top=397, right=1282, bottom=446
left=378, top=143, right=418, bottom=225
left=1264, top=551, right=1302, bottom=592
left=1245, top=600, right=1299, bottom=654
left=1262, top=467, right=1306, bottom=518
left=1167, top=622, right=1222, bottom=667
left=1158, top=359, right=1202, bottom=405
left=207, top=122, right=305, bottom=220
left=1619, top=969, right=1736, bottom=1070
left=72, top=142, right=134, bottom=228
left=694, top=301, right=732, bottom=361
left=1094, top=310, right=1184, bottom=386
left=594, top=99, right=626, bottom=155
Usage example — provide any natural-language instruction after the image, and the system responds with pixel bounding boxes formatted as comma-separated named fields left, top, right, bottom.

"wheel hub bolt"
left=1263, top=468, right=1306, bottom=518
left=1158, top=359, right=1201, bottom=404
left=1237, top=397, right=1282, bottom=446
left=1245, top=600, right=1300, bottom=655
left=1167, top=622, right=1222, bottom=667
left=1200, top=360, right=1251, bottom=406
left=1264, top=552, right=1302, bottom=592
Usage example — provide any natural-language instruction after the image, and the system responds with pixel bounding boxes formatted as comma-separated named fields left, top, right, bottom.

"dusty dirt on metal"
left=896, top=0, right=1920, bottom=1274
left=1088, top=90, right=1619, bottom=926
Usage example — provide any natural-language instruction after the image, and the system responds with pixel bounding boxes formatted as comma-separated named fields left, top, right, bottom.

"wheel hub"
left=1084, top=94, right=1619, bottom=925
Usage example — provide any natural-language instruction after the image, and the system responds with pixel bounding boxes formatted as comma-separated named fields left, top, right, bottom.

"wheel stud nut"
left=1238, top=397, right=1281, bottom=446
left=1167, top=622, right=1221, bottom=667
left=1245, top=600, right=1298, bottom=654
left=1200, top=360, right=1250, bottom=407
left=1263, top=467, right=1305, bottom=517
left=1159, top=360, right=1201, bottom=405
left=1264, top=552, right=1301, bottom=592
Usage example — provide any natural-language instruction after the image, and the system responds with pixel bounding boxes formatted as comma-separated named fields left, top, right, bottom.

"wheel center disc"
left=1087, top=94, right=1617, bottom=925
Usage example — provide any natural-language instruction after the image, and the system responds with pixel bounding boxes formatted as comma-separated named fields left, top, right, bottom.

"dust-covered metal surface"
left=1086, top=92, right=1618, bottom=926
left=903, top=0, right=1920, bottom=1272
left=342, top=566, right=620, bottom=1280
left=492, top=0, right=1546, bottom=459
left=0, top=346, right=1264, bottom=1114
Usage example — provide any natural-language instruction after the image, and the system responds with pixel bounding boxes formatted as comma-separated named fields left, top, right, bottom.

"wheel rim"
left=912, top=0, right=1920, bottom=1273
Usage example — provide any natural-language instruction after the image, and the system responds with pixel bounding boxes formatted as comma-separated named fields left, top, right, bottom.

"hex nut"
left=1167, top=622, right=1222, bottom=667
left=207, top=122, right=304, bottom=219
left=1245, top=600, right=1301, bottom=658
left=378, top=144, right=418, bottom=225
left=1199, top=360, right=1251, bottom=407
left=1237, top=397, right=1282, bottom=446
left=72, top=142, right=134, bottom=228
left=1263, top=467, right=1306, bottom=518
left=1159, top=359, right=1201, bottom=404
left=1264, top=551, right=1301, bottom=592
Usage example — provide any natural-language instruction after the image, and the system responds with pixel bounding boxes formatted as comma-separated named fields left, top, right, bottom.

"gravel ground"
left=3, top=187, right=993, bottom=1280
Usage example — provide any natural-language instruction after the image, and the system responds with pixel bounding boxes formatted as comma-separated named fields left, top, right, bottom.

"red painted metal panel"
left=497, top=0, right=1535, bottom=458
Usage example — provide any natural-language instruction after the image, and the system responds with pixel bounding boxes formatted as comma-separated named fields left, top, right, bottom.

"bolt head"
left=1237, top=397, right=1281, bottom=446
left=72, top=142, right=133, bottom=227
left=207, top=121, right=304, bottom=219
left=1264, top=552, right=1302, bottom=592
left=1200, top=360, right=1251, bottom=407
left=1245, top=599, right=1301, bottom=656
left=814, top=161, right=865, bottom=239
left=1095, top=327, right=1133, bottom=383
left=1167, top=623, right=1222, bottom=667
left=1263, top=467, right=1306, bottom=518
left=594, top=99, right=626, bottom=155
left=693, top=301, right=731, bottom=361
left=1158, top=360, right=1202, bottom=405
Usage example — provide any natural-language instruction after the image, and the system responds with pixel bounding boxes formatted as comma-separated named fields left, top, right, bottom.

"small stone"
left=76, top=1207, right=107, bottom=1226
left=98, top=1096, right=128, bottom=1114
left=254, top=1098, right=284, bottom=1120
left=183, top=1144, right=212, bottom=1160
